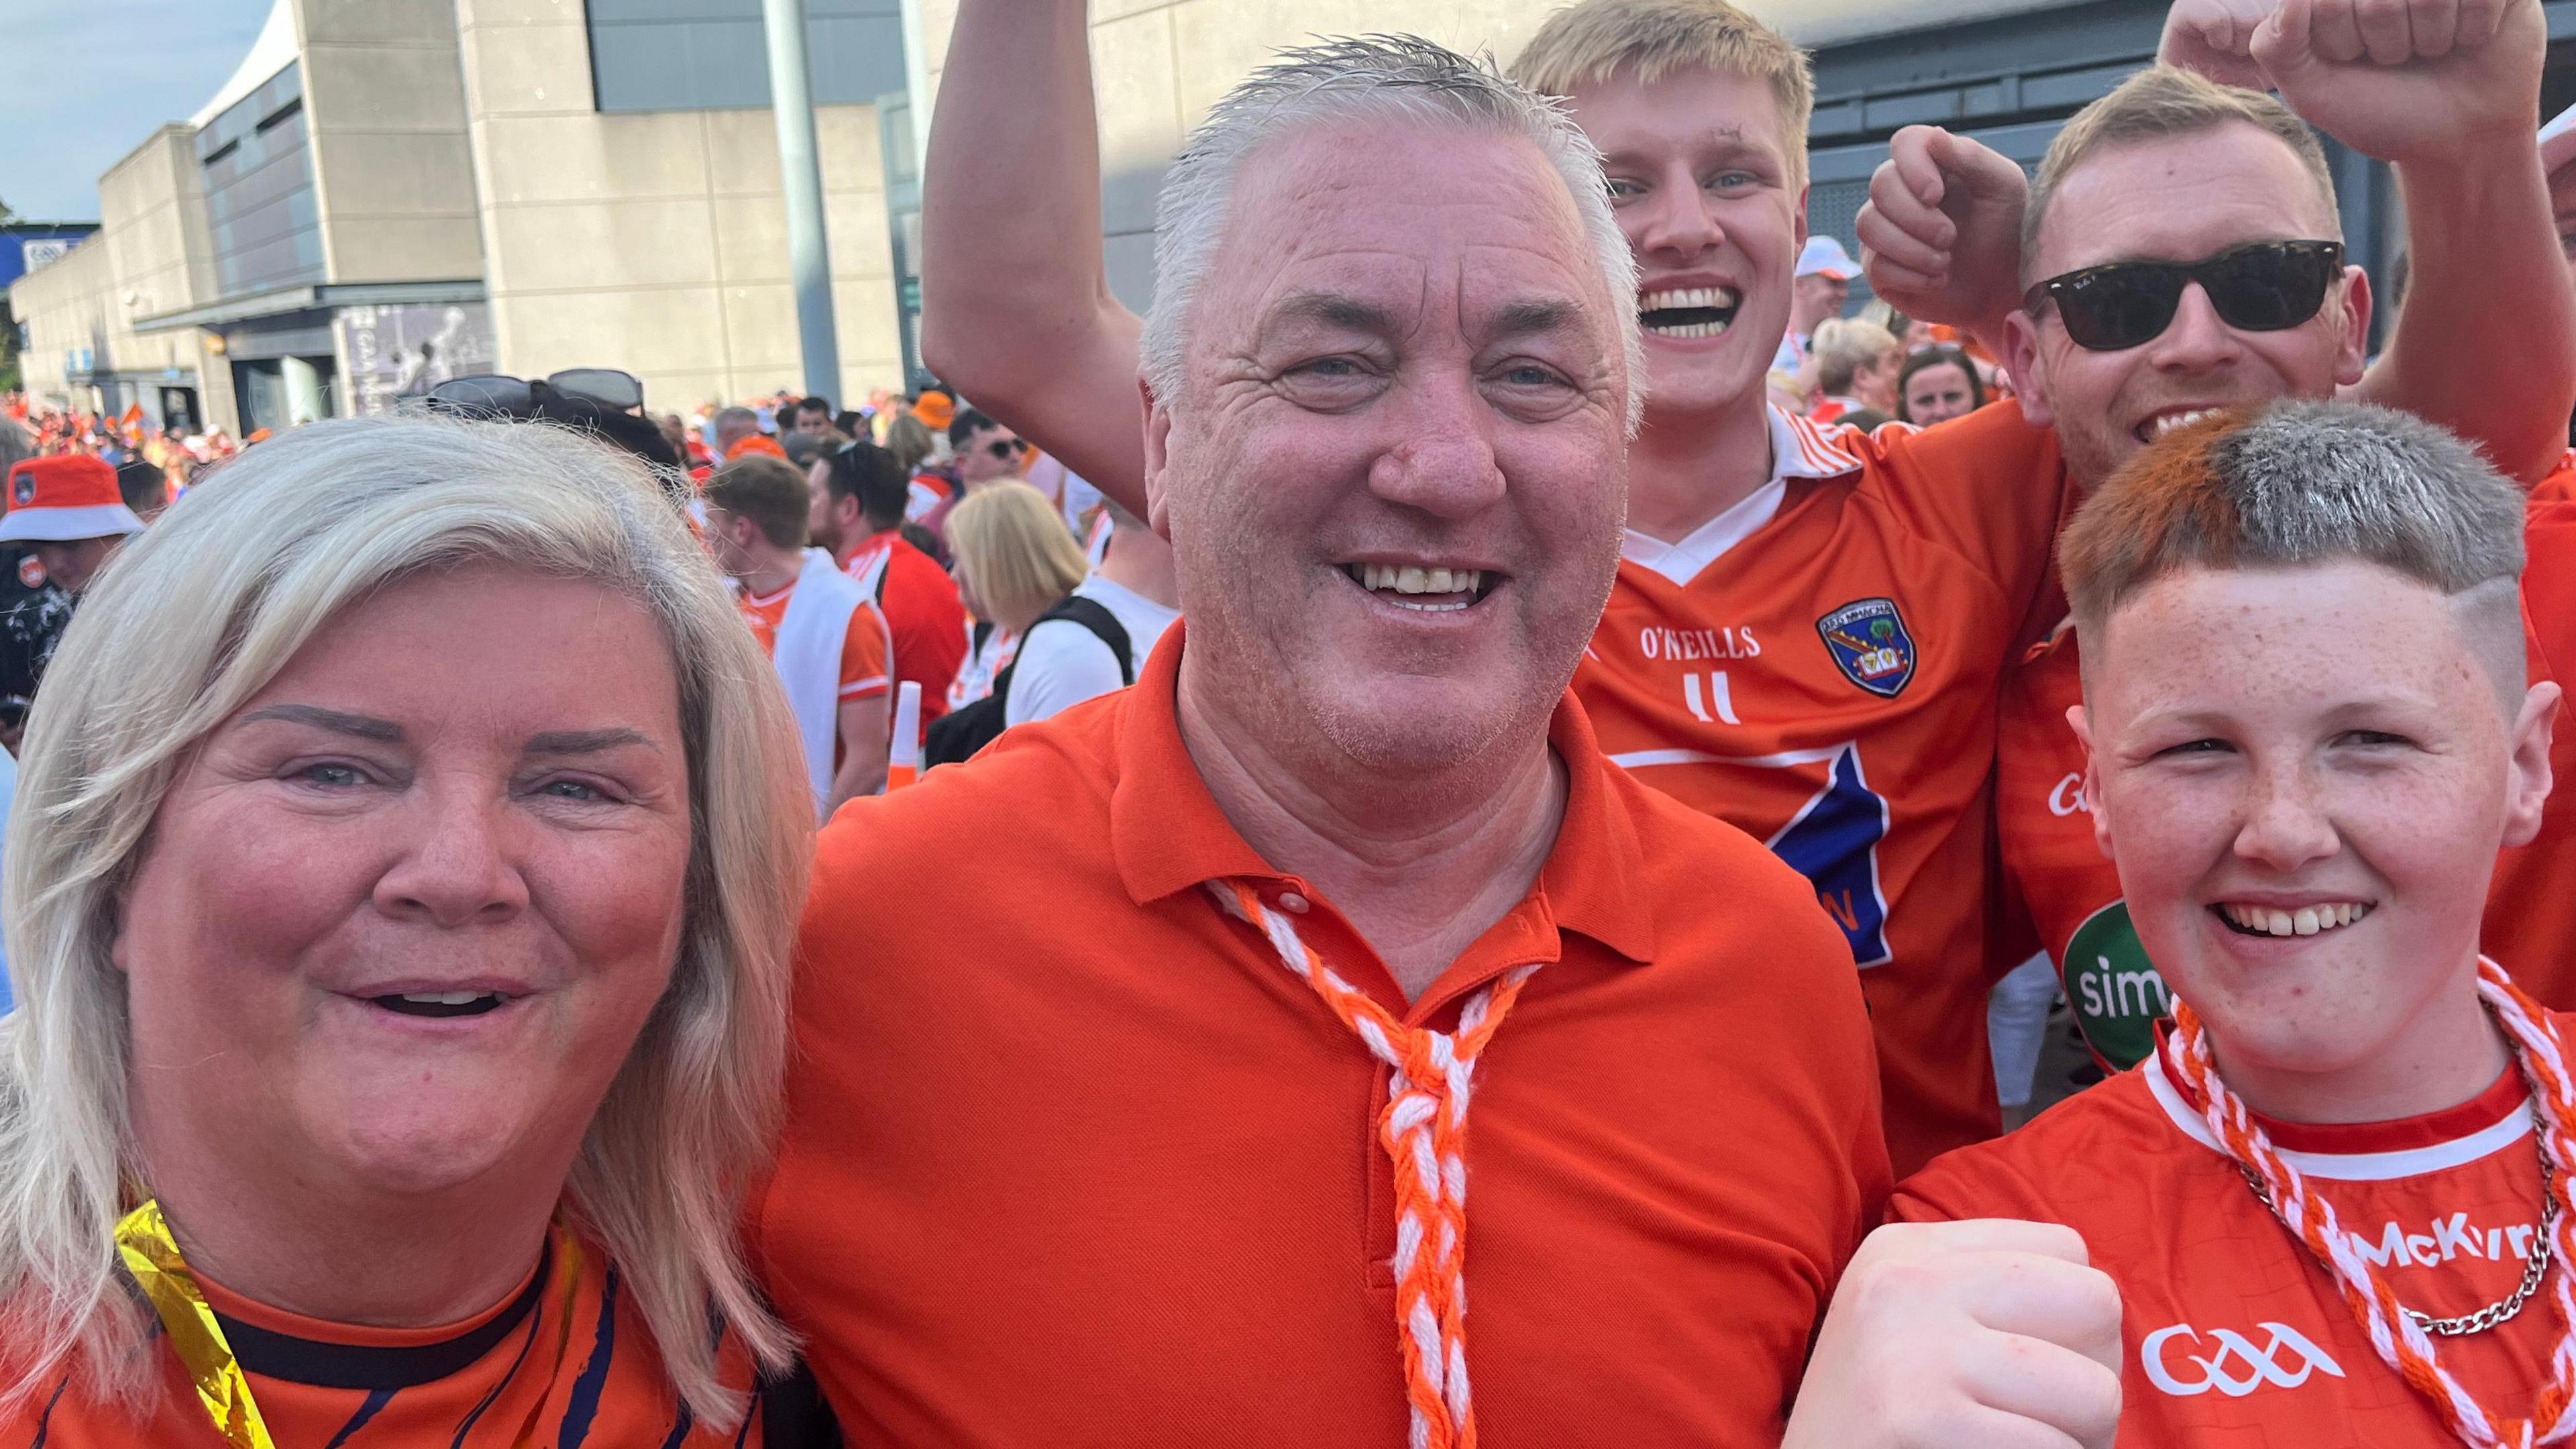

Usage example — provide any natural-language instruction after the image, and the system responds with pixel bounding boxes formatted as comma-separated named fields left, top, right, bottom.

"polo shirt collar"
left=1110, top=621, right=1656, bottom=965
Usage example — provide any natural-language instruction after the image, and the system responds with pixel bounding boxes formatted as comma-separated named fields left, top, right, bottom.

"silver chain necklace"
left=2238, top=1104, right=2557, bottom=1338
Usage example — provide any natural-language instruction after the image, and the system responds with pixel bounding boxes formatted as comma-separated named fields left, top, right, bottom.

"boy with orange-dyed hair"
left=1898, top=400, right=2576, bottom=1446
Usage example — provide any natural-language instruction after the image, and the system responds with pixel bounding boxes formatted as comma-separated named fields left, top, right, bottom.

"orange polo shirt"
left=754, top=623, right=1892, bottom=1447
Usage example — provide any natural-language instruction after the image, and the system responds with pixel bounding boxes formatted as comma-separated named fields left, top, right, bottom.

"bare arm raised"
left=2237, top=0, right=2574, bottom=484
left=918, top=0, right=1150, bottom=513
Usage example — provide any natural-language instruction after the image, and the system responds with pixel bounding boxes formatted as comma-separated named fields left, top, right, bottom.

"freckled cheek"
left=2329, top=782, right=2498, bottom=907
left=2100, top=775, right=2239, bottom=900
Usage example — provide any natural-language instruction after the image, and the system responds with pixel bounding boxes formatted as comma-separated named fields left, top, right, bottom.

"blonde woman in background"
left=1808, top=317, right=1904, bottom=427
left=879, top=411, right=943, bottom=525
left=0, top=416, right=824, bottom=1446
left=940, top=481, right=1089, bottom=716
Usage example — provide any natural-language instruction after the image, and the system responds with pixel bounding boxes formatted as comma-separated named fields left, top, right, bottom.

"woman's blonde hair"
left=946, top=480, right=1089, bottom=629
left=1813, top=317, right=1898, bottom=396
left=881, top=411, right=935, bottom=476
left=0, top=415, right=812, bottom=1426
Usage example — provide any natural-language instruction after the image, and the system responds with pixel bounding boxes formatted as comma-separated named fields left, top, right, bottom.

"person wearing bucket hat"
left=0, top=457, right=146, bottom=749
left=909, top=390, right=956, bottom=433
left=1775, top=234, right=1862, bottom=372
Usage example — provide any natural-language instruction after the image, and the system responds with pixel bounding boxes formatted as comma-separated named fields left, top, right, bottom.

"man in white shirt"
left=1004, top=498, right=1178, bottom=725
left=1770, top=234, right=1858, bottom=373
left=702, top=455, right=894, bottom=815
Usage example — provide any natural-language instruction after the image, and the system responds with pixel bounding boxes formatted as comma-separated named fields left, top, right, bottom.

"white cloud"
left=0, top=0, right=273, bottom=220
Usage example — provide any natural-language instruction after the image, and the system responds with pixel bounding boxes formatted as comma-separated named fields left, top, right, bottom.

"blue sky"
left=2, top=0, right=273, bottom=221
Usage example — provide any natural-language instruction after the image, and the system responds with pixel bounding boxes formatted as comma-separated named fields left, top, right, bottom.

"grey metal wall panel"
left=587, top=0, right=906, bottom=113
left=197, top=62, right=325, bottom=298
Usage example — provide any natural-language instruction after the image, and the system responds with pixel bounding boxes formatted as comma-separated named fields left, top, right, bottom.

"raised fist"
left=1856, top=126, right=2030, bottom=334
left=1782, top=1220, right=2124, bottom=1449
left=2163, top=0, right=2543, bottom=166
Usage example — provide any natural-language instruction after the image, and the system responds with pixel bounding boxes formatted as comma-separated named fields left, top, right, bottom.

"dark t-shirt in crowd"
left=0, top=581, right=76, bottom=729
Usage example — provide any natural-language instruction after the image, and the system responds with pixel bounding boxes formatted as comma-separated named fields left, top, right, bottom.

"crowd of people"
left=1, top=0, right=2574, bottom=1442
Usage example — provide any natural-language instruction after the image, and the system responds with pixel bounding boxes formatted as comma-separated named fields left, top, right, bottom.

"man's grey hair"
left=712, top=405, right=758, bottom=439
left=2063, top=399, right=2530, bottom=699
left=1139, top=34, right=1644, bottom=433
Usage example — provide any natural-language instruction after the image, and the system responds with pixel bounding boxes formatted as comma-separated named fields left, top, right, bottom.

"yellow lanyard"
left=114, top=1199, right=277, bottom=1449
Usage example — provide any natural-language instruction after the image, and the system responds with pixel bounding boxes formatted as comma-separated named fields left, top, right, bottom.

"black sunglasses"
left=426, top=368, right=645, bottom=415
left=987, top=439, right=1023, bottom=460
left=2023, top=240, right=2345, bottom=352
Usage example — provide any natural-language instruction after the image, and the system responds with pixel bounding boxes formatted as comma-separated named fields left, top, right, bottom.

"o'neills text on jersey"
left=1639, top=626, right=1759, bottom=661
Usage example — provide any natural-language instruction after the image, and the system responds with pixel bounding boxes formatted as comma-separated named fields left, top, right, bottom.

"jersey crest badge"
left=1816, top=598, right=1916, bottom=698
left=10, top=471, right=32, bottom=508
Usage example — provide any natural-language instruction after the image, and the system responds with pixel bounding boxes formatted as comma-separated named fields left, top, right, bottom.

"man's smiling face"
left=1145, top=120, right=1632, bottom=773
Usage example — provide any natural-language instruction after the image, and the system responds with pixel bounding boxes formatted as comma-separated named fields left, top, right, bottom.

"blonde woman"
left=0, top=416, right=820, bottom=1445
left=1808, top=317, right=1904, bottom=427
left=938, top=481, right=1089, bottom=714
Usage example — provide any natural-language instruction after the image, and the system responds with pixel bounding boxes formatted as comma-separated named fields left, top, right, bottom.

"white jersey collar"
left=1621, top=405, right=1864, bottom=588
left=2144, top=1044, right=2532, bottom=1182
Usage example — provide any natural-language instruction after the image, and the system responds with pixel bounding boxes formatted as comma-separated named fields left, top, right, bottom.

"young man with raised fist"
left=1896, top=400, right=2576, bottom=1446
left=1864, top=0, right=2576, bottom=1063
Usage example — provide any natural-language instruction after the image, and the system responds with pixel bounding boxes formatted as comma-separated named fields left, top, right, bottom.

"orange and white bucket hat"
left=2, top=456, right=146, bottom=543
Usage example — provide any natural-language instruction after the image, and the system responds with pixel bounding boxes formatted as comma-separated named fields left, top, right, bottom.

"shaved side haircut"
left=2062, top=399, right=2531, bottom=705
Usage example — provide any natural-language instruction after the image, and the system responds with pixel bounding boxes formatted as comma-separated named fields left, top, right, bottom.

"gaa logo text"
left=2142, top=1322, right=2345, bottom=1398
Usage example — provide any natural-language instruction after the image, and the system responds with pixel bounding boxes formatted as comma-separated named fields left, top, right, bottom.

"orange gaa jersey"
left=1577, top=400, right=2074, bottom=1174
left=737, top=581, right=893, bottom=704
left=2, top=1224, right=818, bottom=1448
left=1996, top=499, right=2576, bottom=1069
left=1894, top=1021, right=2573, bottom=1448
left=2532, top=447, right=2576, bottom=503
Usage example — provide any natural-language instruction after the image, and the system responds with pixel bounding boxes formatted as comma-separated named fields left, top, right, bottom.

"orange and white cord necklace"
left=2169, top=957, right=2576, bottom=1448
left=1210, top=880, right=1538, bottom=1449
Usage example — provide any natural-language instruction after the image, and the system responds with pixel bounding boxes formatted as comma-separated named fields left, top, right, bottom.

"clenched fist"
left=1855, top=125, right=2029, bottom=337
left=2161, top=0, right=2543, bottom=166
left=1783, top=1220, right=2124, bottom=1449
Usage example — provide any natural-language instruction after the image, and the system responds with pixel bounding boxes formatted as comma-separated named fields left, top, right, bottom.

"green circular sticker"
left=2062, top=900, right=2170, bottom=1069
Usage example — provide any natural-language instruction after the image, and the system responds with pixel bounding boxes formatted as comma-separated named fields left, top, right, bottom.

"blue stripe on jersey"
left=25, top=1373, right=68, bottom=1449
left=324, top=1387, right=395, bottom=1448
left=450, top=1279, right=546, bottom=1448
left=556, top=1267, right=620, bottom=1446
left=656, top=1405, right=696, bottom=1449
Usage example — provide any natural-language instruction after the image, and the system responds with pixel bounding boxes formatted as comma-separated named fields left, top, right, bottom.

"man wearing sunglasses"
left=911, top=408, right=1026, bottom=541
left=1860, top=0, right=2576, bottom=1063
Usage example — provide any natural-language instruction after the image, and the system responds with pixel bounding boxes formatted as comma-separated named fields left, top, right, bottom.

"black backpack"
left=923, top=595, right=1134, bottom=767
